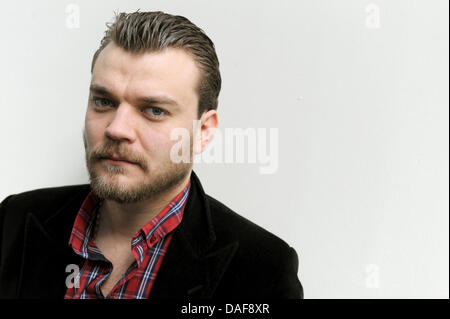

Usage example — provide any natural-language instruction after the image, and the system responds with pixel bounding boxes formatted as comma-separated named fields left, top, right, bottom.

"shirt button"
left=150, top=235, right=157, bottom=244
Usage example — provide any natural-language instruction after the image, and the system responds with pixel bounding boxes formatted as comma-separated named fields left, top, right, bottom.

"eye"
left=144, top=107, right=167, bottom=119
left=93, top=97, right=113, bottom=108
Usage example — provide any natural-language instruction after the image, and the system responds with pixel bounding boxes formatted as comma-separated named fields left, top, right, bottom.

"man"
left=0, top=11, right=303, bottom=299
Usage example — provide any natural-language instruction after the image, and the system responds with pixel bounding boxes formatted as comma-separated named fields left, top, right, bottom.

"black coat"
left=0, top=171, right=303, bottom=299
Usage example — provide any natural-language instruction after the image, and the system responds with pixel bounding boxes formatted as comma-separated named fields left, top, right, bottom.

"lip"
left=101, top=157, right=137, bottom=166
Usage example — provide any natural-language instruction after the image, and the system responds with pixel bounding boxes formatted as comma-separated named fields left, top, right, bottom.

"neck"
left=97, top=172, right=191, bottom=241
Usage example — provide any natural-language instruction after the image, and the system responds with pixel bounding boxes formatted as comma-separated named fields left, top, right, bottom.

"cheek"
left=141, top=127, right=183, bottom=159
left=84, top=118, right=105, bottom=147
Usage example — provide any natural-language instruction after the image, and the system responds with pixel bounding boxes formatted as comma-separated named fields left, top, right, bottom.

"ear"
left=194, top=110, right=218, bottom=155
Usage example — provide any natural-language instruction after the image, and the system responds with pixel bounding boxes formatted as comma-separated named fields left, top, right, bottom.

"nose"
left=104, top=103, right=136, bottom=143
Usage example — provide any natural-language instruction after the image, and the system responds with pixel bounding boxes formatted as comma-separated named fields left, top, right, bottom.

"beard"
left=83, top=129, right=193, bottom=204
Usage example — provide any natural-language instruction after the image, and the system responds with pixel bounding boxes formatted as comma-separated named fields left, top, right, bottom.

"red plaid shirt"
left=64, top=181, right=190, bottom=299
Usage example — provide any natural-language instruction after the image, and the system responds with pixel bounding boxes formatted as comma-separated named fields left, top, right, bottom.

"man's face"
left=83, top=43, right=200, bottom=203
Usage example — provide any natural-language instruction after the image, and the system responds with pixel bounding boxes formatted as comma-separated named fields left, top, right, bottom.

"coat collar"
left=18, top=170, right=238, bottom=298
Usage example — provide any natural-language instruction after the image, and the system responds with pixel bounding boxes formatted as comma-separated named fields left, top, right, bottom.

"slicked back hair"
left=91, top=11, right=221, bottom=118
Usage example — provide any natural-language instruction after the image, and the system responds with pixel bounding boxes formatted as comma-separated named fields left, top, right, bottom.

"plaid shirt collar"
left=68, top=181, right=191, bottom=265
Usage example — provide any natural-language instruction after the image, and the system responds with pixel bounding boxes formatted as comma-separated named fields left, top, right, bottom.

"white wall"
left=0, top=0, right=448, bottom=298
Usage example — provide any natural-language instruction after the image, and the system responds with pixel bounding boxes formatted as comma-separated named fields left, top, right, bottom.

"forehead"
left=91, top=42, right=200, bottom=108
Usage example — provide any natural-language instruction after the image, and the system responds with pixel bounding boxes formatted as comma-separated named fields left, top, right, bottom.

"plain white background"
left=0, top=0, right=448, bottom=298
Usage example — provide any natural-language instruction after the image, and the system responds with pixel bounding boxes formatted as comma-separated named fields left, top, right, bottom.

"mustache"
left=90, top=145, right=143, bottom=167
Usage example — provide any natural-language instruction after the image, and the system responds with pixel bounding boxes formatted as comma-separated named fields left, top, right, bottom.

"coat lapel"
left=150, top=171, right=239, bottom=298
left=17, top=186, right=89, bottom=298
left=149, top=227, right=239, bottom=298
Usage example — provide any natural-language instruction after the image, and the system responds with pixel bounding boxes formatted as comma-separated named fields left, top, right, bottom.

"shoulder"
left=205, top=193, right=294, bottom=259
left=1, top=184, right=90, bottom=210
left=0, top=184, right=90, bottom=223
left=204, top=194, right=302, bottom=298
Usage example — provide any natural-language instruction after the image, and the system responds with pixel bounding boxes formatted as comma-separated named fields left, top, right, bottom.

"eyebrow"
left=89, top=84, right=180, bottom=109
